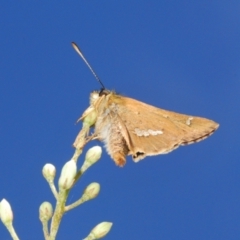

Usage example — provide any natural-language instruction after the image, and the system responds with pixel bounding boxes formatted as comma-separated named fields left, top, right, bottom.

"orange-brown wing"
left=110, top=95, right=219, bottom=162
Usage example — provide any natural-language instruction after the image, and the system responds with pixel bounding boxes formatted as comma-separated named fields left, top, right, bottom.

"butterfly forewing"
left=109, top=94, right=219, bottom=162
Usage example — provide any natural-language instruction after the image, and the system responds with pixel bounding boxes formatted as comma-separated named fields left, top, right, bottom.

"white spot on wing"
left=186, top=117, right=194, bottom=126
left=148, top=129, right=163, bottom=135
left=134, top=128, right=163, bottom=137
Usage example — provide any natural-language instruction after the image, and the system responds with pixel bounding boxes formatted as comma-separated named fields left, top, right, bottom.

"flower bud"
left=58, top=160, right=77, bottom=190
left=39, top=201, right=53, bottom=222
left=42, top=163, right=56, bottom=182
left=83, top=182, right=100, bottom=201
left=83, top=222, right=113, bottom=239
left=0, top=199, right=13, bottom=225
left=82, top=107, right=97, bottom=127
left=81, top=146, right=102, bottom=173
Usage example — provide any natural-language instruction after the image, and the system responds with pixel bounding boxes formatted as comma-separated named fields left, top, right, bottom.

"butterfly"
left=72, top=43, right=219, bottom=166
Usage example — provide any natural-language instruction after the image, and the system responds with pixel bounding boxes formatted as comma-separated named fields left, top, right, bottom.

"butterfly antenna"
left=71, top=42, right=105, bottom=90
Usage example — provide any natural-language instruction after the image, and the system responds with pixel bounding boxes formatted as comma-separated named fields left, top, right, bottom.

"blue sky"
left=0, top=1, right=239, bottom=239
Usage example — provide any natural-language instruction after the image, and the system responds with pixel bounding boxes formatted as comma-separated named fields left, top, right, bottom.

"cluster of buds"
left=39, top=145, right=112, bottom=239
left=0, top=116, right=113, bottom=239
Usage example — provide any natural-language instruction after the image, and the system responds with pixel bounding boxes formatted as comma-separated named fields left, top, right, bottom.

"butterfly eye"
left=99, top=89, right=109, bottom=96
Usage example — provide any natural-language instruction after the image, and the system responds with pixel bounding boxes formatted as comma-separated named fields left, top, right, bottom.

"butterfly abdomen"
left=95, top=108, right=129, bottom=167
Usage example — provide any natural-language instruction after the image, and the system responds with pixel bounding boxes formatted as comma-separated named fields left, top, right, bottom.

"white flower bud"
left=42, top=163, right=56, bottom=182
left=81, top=146, right=102, bottom=173
left=83, top=182, right=100, bottom=201
left=58, top=160, right=77, bottom=190
left=39, top=201, right=53, bottom=222
left=0, top=199, right=13, bottom=225
left=83, top=222, right=113, bottom=239
left=82, top=107, right=97, bottom=127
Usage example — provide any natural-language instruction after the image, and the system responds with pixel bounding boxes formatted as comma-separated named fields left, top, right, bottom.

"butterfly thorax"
left=90, top=91, right=129, bottom=166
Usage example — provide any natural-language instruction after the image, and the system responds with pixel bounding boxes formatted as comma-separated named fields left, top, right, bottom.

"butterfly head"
left=90, top=89, right=112, bottom=105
